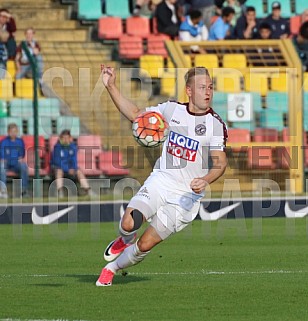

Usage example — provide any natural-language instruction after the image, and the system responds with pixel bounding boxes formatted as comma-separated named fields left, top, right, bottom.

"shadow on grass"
left=66, top=273, right=150, bottom=285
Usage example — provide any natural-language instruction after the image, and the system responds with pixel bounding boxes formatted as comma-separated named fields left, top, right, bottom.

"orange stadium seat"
left=119, top=35, right=144, bottom=59
left=98, top=17, right=123, bottom=40
left=126, top=16, right=151, bottom=38
left=146, top=34, right=170, bottom=57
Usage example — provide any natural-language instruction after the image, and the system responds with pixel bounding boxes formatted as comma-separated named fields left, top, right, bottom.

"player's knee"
left=137, top=238, right=153, bottom=252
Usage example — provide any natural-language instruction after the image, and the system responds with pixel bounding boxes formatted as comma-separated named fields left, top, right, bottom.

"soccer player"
left=96, top=66, right=228, bottom=286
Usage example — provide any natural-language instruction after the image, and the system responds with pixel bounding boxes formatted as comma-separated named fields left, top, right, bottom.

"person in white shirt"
left=96, top=65, right=228, bottom=287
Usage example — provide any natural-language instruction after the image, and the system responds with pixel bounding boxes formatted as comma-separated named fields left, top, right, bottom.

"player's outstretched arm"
left=101, top=65, right=143, bottom=121
left=190, top=150, right=227, bottom=194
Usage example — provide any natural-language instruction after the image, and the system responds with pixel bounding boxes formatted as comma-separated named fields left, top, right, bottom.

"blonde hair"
left=185, top=67, right=211, bottom=86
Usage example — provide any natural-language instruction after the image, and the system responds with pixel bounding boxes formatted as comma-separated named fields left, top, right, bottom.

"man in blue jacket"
left=51, top=129, right=93, bottom=197
left=0, top=123, right=29, bottom=198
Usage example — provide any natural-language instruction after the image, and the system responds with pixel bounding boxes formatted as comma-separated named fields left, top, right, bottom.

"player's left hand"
left=190, top=178, right=208, bottom=194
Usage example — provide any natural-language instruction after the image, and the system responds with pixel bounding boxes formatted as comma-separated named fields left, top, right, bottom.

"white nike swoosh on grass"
left=199, top=202, right=241, bottom=221
left=32, top=206, right=75, bottom=225
left=285, top=202, right=308, bottom=218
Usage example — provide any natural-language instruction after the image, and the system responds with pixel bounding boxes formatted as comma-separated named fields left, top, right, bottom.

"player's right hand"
left=101, top=64, right=116, bottom=88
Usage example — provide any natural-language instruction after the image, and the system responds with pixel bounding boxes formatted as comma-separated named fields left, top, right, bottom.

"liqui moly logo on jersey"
left=167, top=131, right=199, bottom=161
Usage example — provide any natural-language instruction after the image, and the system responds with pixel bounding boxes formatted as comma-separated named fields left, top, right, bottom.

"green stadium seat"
left=266, top=92, right=288, bottom=113
left=232, top=121, right=256, bottom=131
left=27, top=117, right=54, bottom=138
left=212, top=92, right=228, bottom=121
left=0, top=100, right=8, bottom=117
left=245, top=0, right=265, bottom=18
left=0, top=117, right=23, bottom=135
left=267, top=0, right=293, bottom=17
left=105, top=0, right=131, bottom=19
left=259, top=109, right=285, bottom=130
left=56, top=116, right=80, bottom=137
left=78, top=0, right=102, bottom=20
left=295, top=0, right=307, bottom=15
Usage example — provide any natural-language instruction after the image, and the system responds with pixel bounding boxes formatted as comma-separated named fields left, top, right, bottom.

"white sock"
left=119, top=221, right=136, bottom=244
left=106, top=242, right=150, bottom=273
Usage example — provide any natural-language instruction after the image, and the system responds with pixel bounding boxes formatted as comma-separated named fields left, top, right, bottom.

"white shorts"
left=127, top=173, right=203, bottom=240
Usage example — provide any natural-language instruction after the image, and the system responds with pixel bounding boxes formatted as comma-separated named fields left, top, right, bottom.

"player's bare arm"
left=101, top=65, right=144, bottom=121
left=190, top=150, right=227, bottom=193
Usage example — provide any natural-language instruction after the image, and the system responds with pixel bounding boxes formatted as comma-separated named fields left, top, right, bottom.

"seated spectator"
left=15, top=27, right=43, bottom=82
left=209, top=6, right=235, bottom=40
left=216, top=0, right=242, bottom=26
left=257, top=21, right=272, bottom=39
left=51, top=130, right=95, bottom=198
left=293, top=21, right=308, bottom=71
left=185, top=0, right=216, bottom=30
left=132, top=0, right=160, bottom=16
left=0, top=123, right=29, bottom=199
left=0, top=9, right=17, bottom=59
left=263, top=1, right=290, bottom=39
left=233, top=6, right=259, bottom=39
left=179, top=10, right=209, bottom=52
left=0, top=30, right=9, bottom=79
left=155, top=0, right=182, bottom=38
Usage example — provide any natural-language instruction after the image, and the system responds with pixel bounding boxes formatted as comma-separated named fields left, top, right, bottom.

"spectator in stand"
left=215, top=0, right=242, bottom=26
left=293, top=21, right=308, bottom=71
left=233, top=6, right=259, bottom=39
left=0, top=30, right=9, bottom=79
left=257, top=21, right=272, bottom=39
left=209, top=6, right=235, bottom=40
left=155, top=0, right=182, bottom=38
left=184, top=0, right=216, bottom=30
left=302, top=9, right=308, bottom=24
left=15, top=27, right=43, bottom=82
left=51, top=129, right=95, bottom=198
left=132, top=0, right=161, bottom=16
left=179, top=9, right=209, bottom=52
left=0, top=123, right=29, bottom=199
left=0, top=9, right=17, bottom=60
left=263, top=1, right=290, bottom=39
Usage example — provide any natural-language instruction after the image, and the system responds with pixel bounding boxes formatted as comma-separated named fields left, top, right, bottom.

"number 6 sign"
left=227, top=93, right=252, bottom=122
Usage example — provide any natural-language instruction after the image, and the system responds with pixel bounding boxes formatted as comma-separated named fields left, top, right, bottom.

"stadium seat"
left=6, top=60, right=16, bottom=78
left=22, top=135, right=48, bottom=176
left=245, top=0, right=265, bottom=17
left=160, top=71, right=176, bottom=97
left=304, top=73, right=308, bottom=92
left=98, top=17, right=123, bottom=40
left=295, top=0, right=307, bottom=14
left=146, top=34, right=170, bottom=57
left=212, top=92, right=228, bottom=121
left=99, top=150, right=130, bottom=176
left=0, top=117, right=23, bottom=135
left=248, top=128, right=278, bottom=169
left=37, top=98, right=61, bottom=117
left=215, top=71, right=242, bottom=93
left=227, top=128, right=251, bottom=152
left=78, top=0, right=102, bottom=20
left=15, top=79, right=36, bottom=98
left=48, top=135, right=59, bottom=153
left=119, top=35, right=144, bottom=59
left=77, top=135, right=102, bottom=157
left=56, top=116, right=80, bottom=137
left=0, top=100, right=7, bottom=117
left=77, top=150, right=102, bottom=176
left=290, top=15, right=302, bottom=35
left=194, top=54, right=218, bottom=76
left=105, top=0, right=131, bottom=19
left=232, top=120, right=256, bottom=131
left=267, top=0, right=292, bottom=17
left=244, top=73, right=269, bottom=96
left=140, top=55, right=164, bottom=79
left=271, top=73, right=288, bottom=92
left=27, top=117, right=54, bottom=138
left=259, top=108, right=285, bottom=130
left=223, top=54, right=247, bottom=68
left=266, top=92, right=288, bottom=113
left=126, top=16, right=151, bottom=38
left=0, top=78, right=13, bottom=100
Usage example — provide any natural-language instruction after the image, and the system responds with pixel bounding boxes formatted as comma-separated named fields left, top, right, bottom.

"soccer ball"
left=132, top=111, right=169, bottom=147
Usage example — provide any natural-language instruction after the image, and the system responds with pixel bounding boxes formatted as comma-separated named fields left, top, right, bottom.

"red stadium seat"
left=228, top=128, right=251, bottom=152
left=77, top=135, right=102, bottom=158
left=126, top=16, right=151, bottom=38
left=98, top=16, right=123, bottom=40
left=119, top=35, right=144, bottom=59
left=146, top=34, right=170, bottom=57
left=48, top=136, right=59, bottom=153
left=248, top=128, right=278, bottom=169
left=290, top=15, right=301, bottom=35
left=22, top=135, right=48, bottom=176
left=99, top=150, right=130, bottom=176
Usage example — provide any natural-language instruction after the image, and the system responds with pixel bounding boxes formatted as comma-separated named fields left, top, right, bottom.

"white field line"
left=1, top=270, right=308, bottom=278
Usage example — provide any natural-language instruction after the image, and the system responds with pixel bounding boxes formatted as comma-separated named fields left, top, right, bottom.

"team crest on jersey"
left=167, top=131, right=199, bottom=161
left=195, top=124, right=206, bottom=136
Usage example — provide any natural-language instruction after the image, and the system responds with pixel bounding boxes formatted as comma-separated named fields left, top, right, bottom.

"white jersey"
left=146, top=101, right=228, bottom=192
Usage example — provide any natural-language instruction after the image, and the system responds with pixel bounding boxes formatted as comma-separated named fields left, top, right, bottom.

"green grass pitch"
left=1, top=218, right=308, bottom=321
